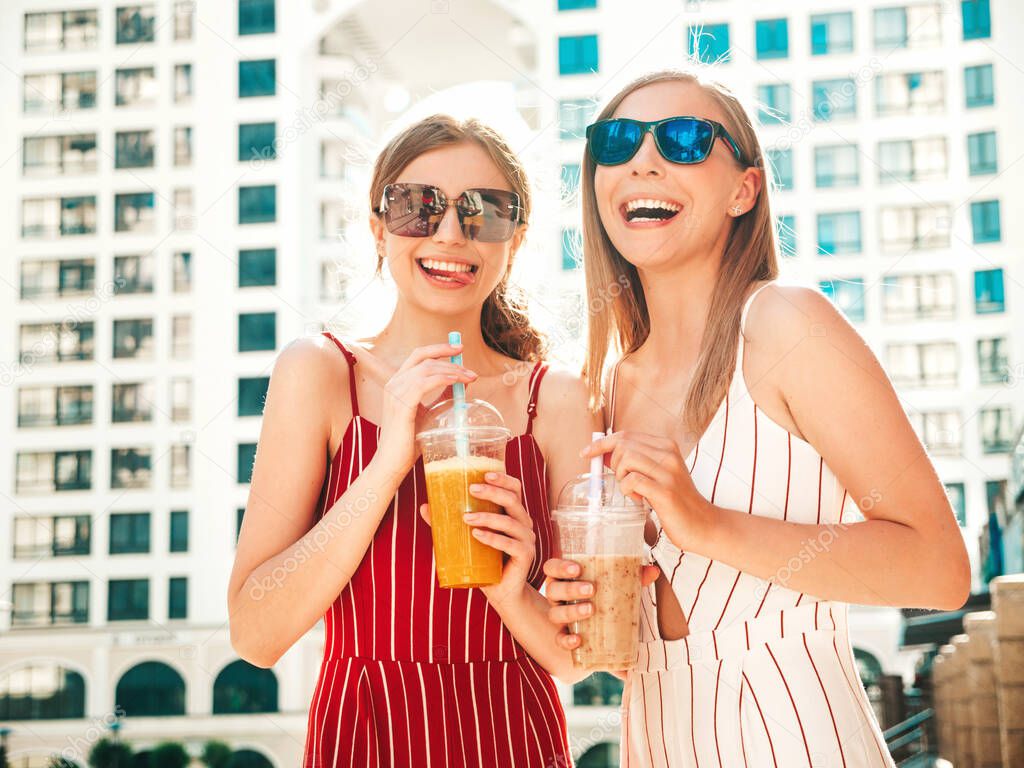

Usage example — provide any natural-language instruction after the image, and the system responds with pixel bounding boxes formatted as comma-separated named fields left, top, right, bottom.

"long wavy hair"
left=582, top=69, right=779, bottom=431
left=369, top=115, right=547, bottom=362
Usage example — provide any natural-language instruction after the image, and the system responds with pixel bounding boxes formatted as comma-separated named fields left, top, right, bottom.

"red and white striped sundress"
left=611, top=282, right=897, bottom=768
left=302, top=333, right=571, bottom=768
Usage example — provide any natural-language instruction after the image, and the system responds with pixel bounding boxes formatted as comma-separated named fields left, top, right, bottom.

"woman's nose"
left=432, top=204, right=466, bottom=245
left=629, top=132, right=665, bottom=177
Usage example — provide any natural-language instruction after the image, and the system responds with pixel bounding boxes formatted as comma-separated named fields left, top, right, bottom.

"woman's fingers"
left=396, top=343, right=466, bottom=372
left=419, top=502, right=432, bottom=526
left=543, top=558, right=582, bottom=580
left=544, top=578, right=594, bottom=603
left=556, top=633, right=581, bottom=651
left=471, top=528, right=531, bottom=560
left=641, top=564, right=661, bottom=587
left=464, top=512, right=533, bottom=543
left=547, top=600, right=593, bottom=624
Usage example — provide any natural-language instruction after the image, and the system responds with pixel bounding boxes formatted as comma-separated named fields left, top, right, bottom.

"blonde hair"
left=582, top=69, right=779, bottom=431
left=369, top=114, right=547, bottom=362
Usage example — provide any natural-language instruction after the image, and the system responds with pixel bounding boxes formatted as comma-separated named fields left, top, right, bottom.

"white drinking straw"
left=587, top=431, right=604, bottom=515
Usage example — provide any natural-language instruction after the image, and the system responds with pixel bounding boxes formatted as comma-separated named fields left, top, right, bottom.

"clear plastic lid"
left=415, top=397, right=512, bottom=443
left=554, top=467, right=648, bottom=518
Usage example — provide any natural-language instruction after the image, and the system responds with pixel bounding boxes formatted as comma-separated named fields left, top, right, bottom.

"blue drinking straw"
left=448, top=331, right=469, bottom=458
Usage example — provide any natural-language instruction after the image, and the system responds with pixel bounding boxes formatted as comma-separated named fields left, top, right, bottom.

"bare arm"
left=599, top=286, right=970, bottom=611
left=484, top=368, right=602, bottom=683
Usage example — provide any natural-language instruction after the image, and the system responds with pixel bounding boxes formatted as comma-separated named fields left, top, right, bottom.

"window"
left=173, top=188, right=194, bottom=230
left=237, top=507, right=246, bottom=542
left=113, top=254, right=155, bottom=294
left=23, top=134, right=97, bottom=175
left=561, top=227, right=580, bottom=270
left=21, top=195, right=97, bottom=238
left=765, top=148, right=793, bottom=190
left=986, top=480, right=1007, bottom=519
left=115, top=661, right=184, bottom=716
left=19, top=321, right=94, bottom=364
left=239, top=122, right=276, bottom=162
left=174, top=63, right=192, bottom=103
left=573, top=672, right=624, bottom=706
left=238, top=443, right=258, bottom=483
left=114, top=192, right=155, bottom=233
left=816, top=211, right=861, bottom=255
left=172, top=315, right=192, bottom=358
left=15, top=450, right=92, bottom=493
left=239, top=184, right=276, bottom=224
left=877, top=137, right=947, bottom=183
left=887, top=342, right=957, bottom=387
left=558, top=34, right=599, bottom=75
left=169, top=577, right=188, bottom=619
left=980, top=408, right=1013, bottom=453
left=113, top=318, right=154, bottom=359
left=23, top=70, right=97, bottom=112
left=819, top=278, right=866, bottom=322
left=238, top=247, right=276, bottom=287
left=755, top=18, right=788, bottom=59
left=111, top=447, right=152, bottom=489
left=688, top=24, right=730, bottom=63
left=116, top=5, right=156, bottom=44
left=879, top=205, right=951, bottom=251
left=108, top=579, right=149, bottom=621
left=964, top=64, right=994, bottom=107
left=115, top=130, right=155, bottom=169
left=974, top=268, right=1004, bottom=313
left=170, top=378, right=192, bottom=422
left=970, top=200, right=1001, bottom=243
left=945, top=483, right=967, bottom=526
left=24, top=10, right=99, bottom=52
left=18, top=385, right=94, bottom=428
left=115, top=66, right=157, bottom=107
left=174, top=125, right=193, bottom=166
left=10, top=583, right=89, bottom=627
left=174, top=0, right=193, bottom=40
left=558, top=98, right=593, bottom=140
left=239, top=377, right=270, bottom=417
left=561, top=163, right=581, bottom=202
left=962, top=0, right=991, bottom=40
left=909, top=411, right=961, bottom=455
left=810, top=12, right=854, bottom=55
left=881, top=273, right=956, bottom=321
left=239, top=0, right=275, bottom=34
left=20, top=257, right=95, bottom=299
left=776, top=215, right=796, bottom=258
left=968, top=131, right=997, bottom=175
left=757, top=83, right=791, bottom=124
left=812, top=78, right=856, bottom=121
left=170, top=510, right=189, bottom=552
left=110, top=512, right=150, bottom=554
left=173, top=250, right=192, bottom=292
left=814, top=145, right=859, bottom=188
left=875, top=71, right=945, bottom=115
left=13, top=515, right=90, bottom=559
left=170, top=444, right=190, bottom=488
left=558, top=0, right=597, bottom=8
left=239, top=59, right=276, bottom=97
left=977, top=338, right=1009, bottom=384
left=112, top=382, right=154, bottom=423
left=874, top=5, right=942, bottom=49
left=239, top=312, right=276, bottom=352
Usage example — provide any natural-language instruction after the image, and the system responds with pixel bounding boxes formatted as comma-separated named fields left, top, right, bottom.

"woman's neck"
left=367, top=302, right=501, bottom=374
left=633, top=253, right=720, bottom=372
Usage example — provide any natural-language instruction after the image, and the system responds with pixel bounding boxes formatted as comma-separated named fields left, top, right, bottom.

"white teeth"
left=419, top=259, right=473, bottom=273
left=625, top=198, right=681, bottom=213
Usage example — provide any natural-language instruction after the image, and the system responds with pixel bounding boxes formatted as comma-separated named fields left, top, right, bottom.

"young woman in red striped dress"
left=227, top=115, right=599, bottom=767
left=544, top=70, right=971, bottom=766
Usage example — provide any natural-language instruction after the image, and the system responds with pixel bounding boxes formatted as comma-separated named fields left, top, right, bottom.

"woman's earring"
left=730, top=205, right=743, bottom=216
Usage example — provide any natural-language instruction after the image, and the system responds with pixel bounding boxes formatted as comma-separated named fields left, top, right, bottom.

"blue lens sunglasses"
left=585, top=116, right=748, bottom=167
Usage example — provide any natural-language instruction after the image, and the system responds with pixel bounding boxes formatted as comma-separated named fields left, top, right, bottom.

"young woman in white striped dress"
left=544, top=70, right=970, bottom=767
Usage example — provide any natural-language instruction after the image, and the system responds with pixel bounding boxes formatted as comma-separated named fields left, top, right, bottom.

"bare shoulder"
left=743, top=282, right=857, bottom=352
left=274, top=334, right=348, bottom=388
left=536, top=364, right=593, bottom=415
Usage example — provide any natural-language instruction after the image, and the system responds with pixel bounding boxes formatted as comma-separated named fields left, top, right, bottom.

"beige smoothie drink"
left=423, top=454, right=506, bottom=588
left=570, top=553, right=643, bottom=670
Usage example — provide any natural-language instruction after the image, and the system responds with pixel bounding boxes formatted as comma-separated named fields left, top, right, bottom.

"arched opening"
left=0, top=662, right=85, bottom=720
left=854, top=646, right=886, bottom=723
left=572, top=671, right=623, bottom=706
left=213, top=660, right=278, bottom=714
left=577, top=741, right=619, bottom=768
left=228, top=749, right=275, bottom=768
left=114, top=661, right=185, bottom=717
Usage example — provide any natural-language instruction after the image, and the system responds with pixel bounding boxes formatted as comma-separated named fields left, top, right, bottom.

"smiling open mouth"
left=621, top=198, right=682, bottom=224
left=416, top=258, right=478, bottom=286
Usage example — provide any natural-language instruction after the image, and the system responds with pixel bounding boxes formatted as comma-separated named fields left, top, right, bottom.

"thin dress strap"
left=321, top=331, right=360, bottom=417
left=524, top=360, right=549, bottom=435
left=607, top=357, right=626, bottom=433
left=740, top=280, right=776, bottom=336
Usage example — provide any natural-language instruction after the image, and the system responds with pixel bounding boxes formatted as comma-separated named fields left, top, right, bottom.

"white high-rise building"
left=1, top=0, right=1019, bottom=766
